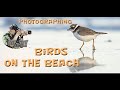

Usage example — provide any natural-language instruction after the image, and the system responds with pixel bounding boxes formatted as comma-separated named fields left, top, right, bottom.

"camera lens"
left=28, top=31, right=32, bottom=34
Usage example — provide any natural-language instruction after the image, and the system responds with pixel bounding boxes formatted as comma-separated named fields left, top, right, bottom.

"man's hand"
left=16, top=30, right=21, bottom=36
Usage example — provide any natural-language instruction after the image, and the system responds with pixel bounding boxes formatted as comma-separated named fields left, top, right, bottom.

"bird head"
left=67, top=24, right=78, bottom=32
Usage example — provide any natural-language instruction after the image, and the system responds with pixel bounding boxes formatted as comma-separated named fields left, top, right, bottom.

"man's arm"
left=12, top=30, right=21, bottom=40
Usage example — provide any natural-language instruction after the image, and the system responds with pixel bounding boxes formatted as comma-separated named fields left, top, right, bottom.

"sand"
left=0, top=28, right=120, bottom=73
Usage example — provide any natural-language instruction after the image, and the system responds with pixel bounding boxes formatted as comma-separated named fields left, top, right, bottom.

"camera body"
left=19, top=29, right=32, bottom=36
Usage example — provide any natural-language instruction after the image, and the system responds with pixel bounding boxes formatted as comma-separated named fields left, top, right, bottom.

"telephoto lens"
left=28, top=30, right=32, bottom=34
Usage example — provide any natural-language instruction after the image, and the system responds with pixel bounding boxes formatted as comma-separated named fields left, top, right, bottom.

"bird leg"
left=80, top=41, right=84, bottom=50
left=80, top=49, right=84, bottom=57
left=92, top=49, right=95, bottom=60
left=93, top=39, right=96, bottom=50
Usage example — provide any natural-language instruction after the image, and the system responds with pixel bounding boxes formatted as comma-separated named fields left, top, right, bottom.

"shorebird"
left=67, top=24, right=107, bottom=50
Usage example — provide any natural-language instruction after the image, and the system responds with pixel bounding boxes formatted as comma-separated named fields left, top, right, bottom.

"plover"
left=67, top=24, right=107, bottom=50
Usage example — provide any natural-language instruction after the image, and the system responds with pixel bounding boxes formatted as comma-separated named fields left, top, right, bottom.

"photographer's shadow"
left=69, top=50, right=98, bottom=73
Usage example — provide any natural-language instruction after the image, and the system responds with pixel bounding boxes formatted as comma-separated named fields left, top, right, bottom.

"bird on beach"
left=67, top=24, right=107, bottom=50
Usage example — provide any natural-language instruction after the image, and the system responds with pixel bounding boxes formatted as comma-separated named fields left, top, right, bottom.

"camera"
left=20, top=30, right=32, bottom=36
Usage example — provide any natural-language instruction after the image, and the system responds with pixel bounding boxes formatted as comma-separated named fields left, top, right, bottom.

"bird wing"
left=78, top=27, right=96, bottom=36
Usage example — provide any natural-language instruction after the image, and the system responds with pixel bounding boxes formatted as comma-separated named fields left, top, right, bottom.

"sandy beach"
left=0, top=29, right=120, bottom=73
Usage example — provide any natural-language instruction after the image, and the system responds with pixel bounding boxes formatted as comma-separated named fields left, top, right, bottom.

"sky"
left=0, top=17, right=120, bottom=30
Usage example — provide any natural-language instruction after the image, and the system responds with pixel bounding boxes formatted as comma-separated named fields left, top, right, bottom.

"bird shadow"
left=68, top=50, right=104, bottom=73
